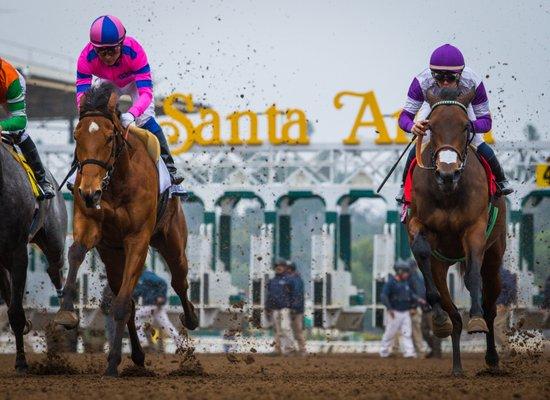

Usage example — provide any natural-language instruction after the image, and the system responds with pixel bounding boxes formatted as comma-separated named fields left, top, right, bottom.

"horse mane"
left=79, top=83, right=118, bottom=116
left=438, top=87, right=461, bottom=101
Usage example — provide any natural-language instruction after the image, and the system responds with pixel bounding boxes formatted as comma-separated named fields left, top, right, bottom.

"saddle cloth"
left=6, top=145, right=41, bottom=198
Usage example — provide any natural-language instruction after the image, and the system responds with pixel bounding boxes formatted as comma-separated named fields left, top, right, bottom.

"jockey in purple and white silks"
left=74, top=15, right=183, bottom=186
left=396, top=44, right=513, bottom=203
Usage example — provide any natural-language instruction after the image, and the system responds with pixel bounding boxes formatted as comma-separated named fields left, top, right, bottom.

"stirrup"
left=38, top=182, right=55, bottom=200
left=169, top=171, right=184, bottom=185
left=497, top=181, right=514, bottom=196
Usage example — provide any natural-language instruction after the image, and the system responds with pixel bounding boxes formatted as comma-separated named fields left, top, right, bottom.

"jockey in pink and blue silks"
left=75, top=15, right=183, bottom=185
left=396, top=44, right=513, bottom=203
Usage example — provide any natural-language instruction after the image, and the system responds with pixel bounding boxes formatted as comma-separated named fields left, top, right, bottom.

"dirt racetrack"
left=0, top=352, right=548, bottom=400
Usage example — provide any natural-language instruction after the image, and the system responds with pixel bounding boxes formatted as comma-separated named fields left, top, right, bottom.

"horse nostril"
left=93, top=189, right=102, bottom=201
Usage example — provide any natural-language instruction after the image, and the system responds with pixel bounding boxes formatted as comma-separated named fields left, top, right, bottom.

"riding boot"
left=18, top=136, right=55, bottom=200
left=150, top=128, right=184, bottom=185
left=476, top=143, right=514, bottom=195
left=396, top=146, right=416, bottom=204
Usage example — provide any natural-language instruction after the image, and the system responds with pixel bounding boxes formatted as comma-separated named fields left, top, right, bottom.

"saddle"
left=127, top=125, right=160, bottom=162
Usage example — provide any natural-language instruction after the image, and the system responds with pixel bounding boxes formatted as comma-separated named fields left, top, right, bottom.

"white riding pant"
left=135, top=305, right=181, bottom=347
left=379, top=310, right=416, bottom=358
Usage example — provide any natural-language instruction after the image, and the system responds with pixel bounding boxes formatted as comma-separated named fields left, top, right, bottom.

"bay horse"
left=54, top=83, right=198, bottom=376
left=406, top=86, right=506, bottom=376
left=0, top=139, right=67, bottom=372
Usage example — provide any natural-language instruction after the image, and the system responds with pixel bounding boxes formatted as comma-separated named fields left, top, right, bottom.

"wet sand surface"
left=0, top=352, right=548, bottom=400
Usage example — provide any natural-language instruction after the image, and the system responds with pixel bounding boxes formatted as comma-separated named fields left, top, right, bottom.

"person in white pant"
left=133, top=269, right=181, bottom=350
left=379, top=260, right=420, bottom=358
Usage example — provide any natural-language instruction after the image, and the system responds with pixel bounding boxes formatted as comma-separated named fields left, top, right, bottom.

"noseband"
left=416, top=100, right=474, bottom=172
left=77, top=111, right=127, bottom=190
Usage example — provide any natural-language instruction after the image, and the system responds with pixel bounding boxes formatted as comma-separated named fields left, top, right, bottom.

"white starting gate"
left=311, top=224, right=367, bottom=330
left=187, top=224, right=244, bottom=329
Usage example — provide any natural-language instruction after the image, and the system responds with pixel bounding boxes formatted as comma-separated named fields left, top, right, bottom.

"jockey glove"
left=120, top=112, right=135, bottom=128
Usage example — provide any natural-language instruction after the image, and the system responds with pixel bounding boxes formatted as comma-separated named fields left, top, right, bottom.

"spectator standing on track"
left=134, top=269, right=180, bottom=351
left=379, top=260, right=418, bottom=358
left=494, top=266, right=517, bottom=356
left=287, top=261, right=306, bottom=355
left=407, top=259, right=428, bottom=356
left=265, top=259, right=293, bottom=355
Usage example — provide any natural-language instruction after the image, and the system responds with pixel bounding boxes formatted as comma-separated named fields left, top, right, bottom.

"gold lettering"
left=334, top=91, right=391, bottom=145
left=484, top=131, right=495, bottom=144
left=226, top=110, right=261, bottom=145
left=195, top=108, right=222, bottom=145
left=266, top=104, right=284, bottom=144
left=283, top=109, right=309, bottom=144
left=162, top=93, right=196, bottom=154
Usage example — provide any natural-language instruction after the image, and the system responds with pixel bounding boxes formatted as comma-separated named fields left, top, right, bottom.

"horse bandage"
left=438, top=150, right=458, bottom=164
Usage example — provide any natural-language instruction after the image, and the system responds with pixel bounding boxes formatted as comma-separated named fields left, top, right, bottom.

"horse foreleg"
left=0, top=268, right=11, bottom=307
left=409, top=222, right=451, bottom=338
left=462, top=221, right=488, bottom=334
left=55, top=218, right=101, bottom=329
left=105, top=233, right=149, bottom=377
left=432, top=261, right=464, bottom=376
left=7, top=246, right=30, bottom=373
left=127, top=298, right=145, bottom=367
left=481, top=241, right=504, bottom=370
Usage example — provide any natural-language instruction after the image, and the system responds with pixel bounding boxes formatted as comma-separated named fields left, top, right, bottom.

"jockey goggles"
left=431, top=70, right=461, bottom=83
left=94, top=45, right=121, bottom=57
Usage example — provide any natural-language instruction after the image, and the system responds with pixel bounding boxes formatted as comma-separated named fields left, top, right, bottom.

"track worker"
left=396, top=43, right=513, bottom=203
left=379, top=260, right=419, bottom=358
left=287, top=261, right=307, bottom=356
left=133, top=270, right=180, bottom=351
left=265, top=259, right=293, bottom=355
left=0, top=57, right=55, bottom=199
left=74, top=15, right=183, bottom=185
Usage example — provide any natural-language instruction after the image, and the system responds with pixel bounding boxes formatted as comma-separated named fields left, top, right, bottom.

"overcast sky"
left=1, top=0, right=549, bottom=142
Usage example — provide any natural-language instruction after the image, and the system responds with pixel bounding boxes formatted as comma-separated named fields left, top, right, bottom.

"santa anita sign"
left=161, top=91, right=494, bottom=155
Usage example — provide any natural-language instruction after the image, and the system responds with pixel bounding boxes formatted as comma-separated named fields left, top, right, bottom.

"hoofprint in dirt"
left=0, top=354, right=548, bottom=400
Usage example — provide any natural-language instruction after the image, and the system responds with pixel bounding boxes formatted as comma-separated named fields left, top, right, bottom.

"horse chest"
left=421, top=208, right=467, bottom=235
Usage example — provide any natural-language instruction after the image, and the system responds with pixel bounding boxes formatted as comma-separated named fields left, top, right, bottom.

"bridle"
left=416, top=100, right=474, bottom=172
left=76, top=111, right=129, bottom=190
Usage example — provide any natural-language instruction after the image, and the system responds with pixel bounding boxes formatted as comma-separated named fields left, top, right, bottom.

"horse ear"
left=78, top=94, right=87, bottom=115
left=457, top=86, right=476, bottom=107
left=426, top=85, right=440, bottom=107
left=107, top=91, right=118, bottom=114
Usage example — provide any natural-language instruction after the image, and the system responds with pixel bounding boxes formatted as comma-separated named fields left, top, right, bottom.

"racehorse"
left=54, top=83, right=198, bottom=376
left=0, top=140, right=67, bottom=372
left=406, top=86, right=507, bottom=376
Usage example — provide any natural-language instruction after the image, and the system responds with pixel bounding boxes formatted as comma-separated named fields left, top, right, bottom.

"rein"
left=76, top=111, right=130, bottom=190
left=415, top=100, right=474, bottom=171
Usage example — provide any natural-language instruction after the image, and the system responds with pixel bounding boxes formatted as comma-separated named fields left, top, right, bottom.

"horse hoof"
left=104, top=367, right=119, bottom=377
left=54, top=310, right=79, bottom=329
left=23, top=320, right=32, bottom=335
left=452, top=369, right=465, bottom=378
left=433, top=313, right=453, bottom=338
left=15, top=364, right=28, bottom=375
left=467, top=316, right=488, bottom=334
left=180, top=313, right=199, bottom=331
left=131, top=352, right=145, bottom=367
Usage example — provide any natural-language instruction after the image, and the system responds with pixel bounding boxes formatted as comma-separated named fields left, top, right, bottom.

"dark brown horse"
left=54, top=83, right=198, bottom=376
left=406, top=86, right=506, bottom=376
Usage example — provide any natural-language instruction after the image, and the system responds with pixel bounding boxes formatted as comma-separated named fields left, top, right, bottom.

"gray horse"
left=0, top=141, right=67, bottom=373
